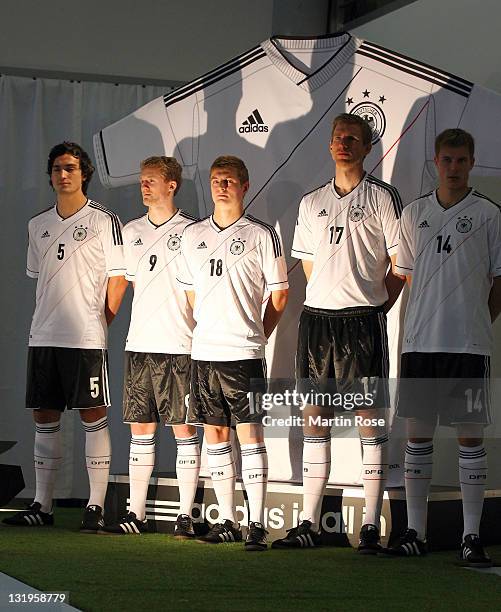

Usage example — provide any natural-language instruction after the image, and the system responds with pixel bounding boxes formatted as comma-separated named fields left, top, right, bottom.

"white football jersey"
left=123, top=210, right=197, bottom=354
left=396, top=190, right=501, bottom=355
left=177, top=214, right=288, bottom=361
left=292, top=173, right=401, bottom=309
left=27, top=200, right=125, bottom=349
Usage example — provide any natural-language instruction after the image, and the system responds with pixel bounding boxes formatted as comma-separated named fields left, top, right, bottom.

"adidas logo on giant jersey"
left=418, top=220, right=430, bottom=228
left=41, top=230, right=50, bottom=238
left=317, top=209, right=328, bottom=217
left=133, top=238, right=143, bottom=246
left=239, top=109, right=269, bottom=134
left=197, top=241, right=207, bottom=249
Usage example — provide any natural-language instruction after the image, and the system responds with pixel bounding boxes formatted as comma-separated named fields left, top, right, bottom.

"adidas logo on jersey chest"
left=239, top=109, right=269, bottom=133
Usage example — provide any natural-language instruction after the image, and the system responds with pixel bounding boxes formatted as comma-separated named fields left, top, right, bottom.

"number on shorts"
left=465, top=388, right=482, bottom=412
left=89, top=377, right=100, bottom=399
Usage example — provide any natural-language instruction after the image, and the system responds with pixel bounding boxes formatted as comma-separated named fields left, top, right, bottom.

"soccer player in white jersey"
left=177, top=156, right=288, bottom=550
left=273, top=113, right=404, bottom=551
left=385, top=129, right=501, bottom=566
left=101, top=156, right=200, bottom=537
left=3, top=142, right=127, bottom=532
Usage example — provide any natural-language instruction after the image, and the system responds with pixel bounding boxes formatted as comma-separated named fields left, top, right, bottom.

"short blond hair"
left=140, top=156, right=182, bottom=195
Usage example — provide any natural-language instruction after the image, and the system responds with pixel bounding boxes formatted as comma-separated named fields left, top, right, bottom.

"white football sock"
left=175, top=434, right=201, bottom=517
left=207, top=441, right=236, bottom=524
left=361, top=433, right=388, bottom=527
left=83, top=416, right=111, bottom=509
left=459, top=444, right=487, bottom=540
left=241, top=442, right=268, bottom=524
left=34, top=421, right=62, bottom=513
left=129, top=434, right=156, bottom=520
left=404, top=441, right=433, bottom=540
left=302, top=435, right=331, bottom=531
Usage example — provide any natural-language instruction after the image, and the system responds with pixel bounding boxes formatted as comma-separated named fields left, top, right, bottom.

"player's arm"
left=489, top=276, right=501, bottom=322
left=301, top=260, right=313, bottom=281
left=263, top=289, right=289, bottom=338
left=383, top=254, right=406, bottom=313
left=185, top=290, right=195, bottom=311
left=105, top=275, right=128, bottom=325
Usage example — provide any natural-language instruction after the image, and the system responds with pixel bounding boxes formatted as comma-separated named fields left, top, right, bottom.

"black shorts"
left=123, top=352, right=191, bottom=424
left=188, top=359, right=267, bottom=426
left=397, top=352, right=491, bottom=426
left=296, top=306, right=389, bottom=411
left=26, top=347, right=110, bottom=411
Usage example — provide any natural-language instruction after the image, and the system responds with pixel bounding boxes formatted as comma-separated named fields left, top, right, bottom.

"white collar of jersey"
left=54, top=198, right=89, bottom=222
left=261, top=33, right=359, bottom=91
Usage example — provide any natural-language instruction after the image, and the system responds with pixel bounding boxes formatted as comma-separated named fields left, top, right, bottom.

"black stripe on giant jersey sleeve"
left=356, top=46, right=471, bottom=97
left=361, top=40, right=473, bottom=89
left=163, top=46, right=262, bottom=104
left=366, top=175, right=403, bottom=218
left=357, top=41, right=472, bottom=96
left=246, top=215, right=282, bottom=257
left=89, top=202, right=123, bottom=245
left=164, top=47, right=266, bottom=109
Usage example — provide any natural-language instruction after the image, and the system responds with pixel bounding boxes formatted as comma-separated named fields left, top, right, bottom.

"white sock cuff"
left=175, top=434, right=200, bottom=447
left=35, top=421, right=61, bottom=434
left=82, top=416, right=108, bottom=433
left=406, top=441, right=434, bottom=457
left=459, top=445, right=487, bottom=466
left=361, top=434, right=389, bottom=447
left=241, top=442, right=267, bottom=455
left=131, top=433, right=155, bottom=444
left=207, top=441, right=232, bottom=454
left=304, top=435, right=331, bottom=447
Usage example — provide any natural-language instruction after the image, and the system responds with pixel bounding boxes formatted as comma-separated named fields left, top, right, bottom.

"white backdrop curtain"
left=0, top=74, right=181, bottom=498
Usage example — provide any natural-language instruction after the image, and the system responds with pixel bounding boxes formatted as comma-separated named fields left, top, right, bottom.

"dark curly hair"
left=47, top=142, right=95, bottom=194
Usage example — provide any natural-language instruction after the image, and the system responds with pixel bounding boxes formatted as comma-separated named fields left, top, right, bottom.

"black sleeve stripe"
left=89, top=201, right=123, bottom=246
left=247, top=215, right=282, bottom=258
left=300, top=180, right=331, bottom=200
left=163, top=45, right=262, bottom=104
left=179, top=211, right=199, bottom=221
left=473, top=191, right=501, bottom=210
left=30, top=205, right=54, bottom=221
left=164, top=47, right=265, bottom=109
left=366, top=175, right=403, bottom=218
left=396, top=265, right=413, bottom=271
left=291, top=249, right=314, bottom=255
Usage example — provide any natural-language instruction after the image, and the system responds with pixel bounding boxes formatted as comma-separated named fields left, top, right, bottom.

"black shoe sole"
left=245, top=544, right=268, bottom=552
left=357, top=546, right=382, bottom=555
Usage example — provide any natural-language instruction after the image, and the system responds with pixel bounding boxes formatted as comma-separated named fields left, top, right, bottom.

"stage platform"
left=105, top=474, right=501, bottom=550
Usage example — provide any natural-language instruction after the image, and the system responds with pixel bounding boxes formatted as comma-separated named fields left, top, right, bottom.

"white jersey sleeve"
left=26, top=218, right=43, bottom=278
left=97, top=209, right=125, bottom=277
left=177, top=226, right=195, bottom=289
left=488, top=205, right=501, bottom=277
left=395, top=204, right=416, bottom=275
left=377, top=184, right=402, bottom=257
left=259, top=223, right=289, bottom=290
left=291, top=196, right=314, bottom=261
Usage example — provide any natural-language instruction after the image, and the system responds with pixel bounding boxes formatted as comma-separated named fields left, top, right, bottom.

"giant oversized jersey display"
left=27, top=200, right=125, bottom=349
left=396, top=190, right=501, bottom=356
left=94, top=32, right=501, bottom=483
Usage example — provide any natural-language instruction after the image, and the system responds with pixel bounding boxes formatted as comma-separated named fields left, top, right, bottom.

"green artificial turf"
left=1, top=509, right=501, bottom=612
